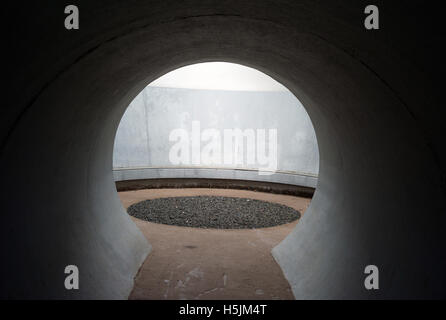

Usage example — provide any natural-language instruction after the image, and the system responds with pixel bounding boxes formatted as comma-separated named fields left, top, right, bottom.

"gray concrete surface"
left=113, top=86, right=319, bottom=183
left=2, top=1, right=446, bottom=299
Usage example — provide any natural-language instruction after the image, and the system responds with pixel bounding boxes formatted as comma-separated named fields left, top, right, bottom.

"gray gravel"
left=127, top=196, right=301, bottom=229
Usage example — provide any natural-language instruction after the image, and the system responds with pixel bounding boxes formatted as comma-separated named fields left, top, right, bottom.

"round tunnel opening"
left=112, top=62, right=319, bottom=299
left=113, top=62, right=319, bottom=201
left=113, top=62, right=319, bottom=231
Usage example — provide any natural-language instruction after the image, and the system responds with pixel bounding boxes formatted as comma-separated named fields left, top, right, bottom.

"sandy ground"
left=118, top=188, right=311, bottom=300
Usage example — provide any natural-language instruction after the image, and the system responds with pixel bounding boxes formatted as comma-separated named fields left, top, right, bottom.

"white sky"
left=149, top=62, right=288, bottom=92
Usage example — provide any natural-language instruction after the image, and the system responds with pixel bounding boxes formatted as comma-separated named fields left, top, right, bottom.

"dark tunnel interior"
left=2, top=1, right=446, bottom=299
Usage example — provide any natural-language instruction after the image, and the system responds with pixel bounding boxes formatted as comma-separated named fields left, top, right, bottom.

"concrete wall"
left=2, top=1, right=446, bottom=299
left=113, top=86, right=319, bottom=187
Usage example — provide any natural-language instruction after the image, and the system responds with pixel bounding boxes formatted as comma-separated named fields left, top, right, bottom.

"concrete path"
left=118, top=188, right=311, bottom=300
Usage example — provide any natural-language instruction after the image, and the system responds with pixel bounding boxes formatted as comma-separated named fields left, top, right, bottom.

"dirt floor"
left=118, top=188, right=311, bottom=300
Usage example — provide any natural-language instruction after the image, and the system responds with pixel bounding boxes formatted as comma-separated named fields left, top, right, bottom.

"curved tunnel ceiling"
left=2, top=1, right=446, bottom=299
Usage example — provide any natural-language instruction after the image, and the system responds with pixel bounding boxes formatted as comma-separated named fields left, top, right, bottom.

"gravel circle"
left=127, top=196, right=301, bottom=229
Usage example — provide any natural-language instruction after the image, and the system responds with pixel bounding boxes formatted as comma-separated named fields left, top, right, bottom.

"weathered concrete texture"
left=2, top=1, right=446, bottom=299
left=113, top=86, right=319, bottom=177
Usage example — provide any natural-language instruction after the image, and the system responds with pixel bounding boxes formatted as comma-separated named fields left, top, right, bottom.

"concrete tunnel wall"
left=113, top=85, right=319, bottom=188
left=2, top=1, right=446, bottom=299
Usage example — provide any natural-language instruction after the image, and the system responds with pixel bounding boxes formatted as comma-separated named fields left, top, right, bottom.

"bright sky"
left=149, top=62, right=288, bottom=92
